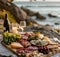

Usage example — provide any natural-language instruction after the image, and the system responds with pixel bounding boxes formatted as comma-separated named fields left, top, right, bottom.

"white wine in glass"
left=19, top=21, right=26, bottom=31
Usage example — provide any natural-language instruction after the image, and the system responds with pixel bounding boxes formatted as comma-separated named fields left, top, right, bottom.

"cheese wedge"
left=11, top=42, right=23, bottom=49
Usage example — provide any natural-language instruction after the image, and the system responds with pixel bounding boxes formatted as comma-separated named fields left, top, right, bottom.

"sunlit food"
left=2, top=31, right=59, bottom=57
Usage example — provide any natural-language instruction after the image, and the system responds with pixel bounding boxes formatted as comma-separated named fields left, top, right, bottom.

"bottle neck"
left=5, top=14, right=7, bottom=20
left=5, top=14, right=10, bottom=25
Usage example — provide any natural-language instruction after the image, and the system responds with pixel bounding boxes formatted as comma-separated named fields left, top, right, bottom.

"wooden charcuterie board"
left=1, top=41, right=20, bottom=57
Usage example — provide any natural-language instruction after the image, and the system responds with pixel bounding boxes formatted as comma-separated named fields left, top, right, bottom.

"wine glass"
left=19, top=21, right=26, bottom=32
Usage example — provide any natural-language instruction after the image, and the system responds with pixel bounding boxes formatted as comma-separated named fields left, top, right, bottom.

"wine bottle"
left=3, top=14, right=10, bottom=32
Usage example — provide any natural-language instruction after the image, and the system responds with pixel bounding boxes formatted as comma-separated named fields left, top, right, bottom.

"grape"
left=38, top=46, right=49, bottom=54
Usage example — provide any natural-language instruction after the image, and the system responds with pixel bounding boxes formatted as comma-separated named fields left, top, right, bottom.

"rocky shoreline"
left=0, top=0, right=46, bottom=23
left=0, top=0, right=60, bottom=37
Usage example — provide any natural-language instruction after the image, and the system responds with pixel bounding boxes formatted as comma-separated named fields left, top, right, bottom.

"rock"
left=21, top=7, right=46, bottom=20
left=36, top=12, right=46, bottom=20
left=26, top=18, right=41, bottom=26
left=48, top=13, right=57, bottom=18
left=44, top=25, right=52, bottom=30
left=26, top=26, right=60, bottom=39
left=21, top=6, right=37, bottom=16
left=45, top=24, right=50, bottom=26
left=55, top=29, right=60, bottom=34
left=54, top=23, right=59, bottom=25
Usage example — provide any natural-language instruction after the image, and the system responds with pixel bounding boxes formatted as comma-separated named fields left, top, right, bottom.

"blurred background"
left=13, top=0, right=60, bottom=29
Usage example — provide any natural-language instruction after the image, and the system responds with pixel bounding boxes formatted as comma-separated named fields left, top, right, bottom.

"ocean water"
left=14, top=2, right=60, bottom=29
